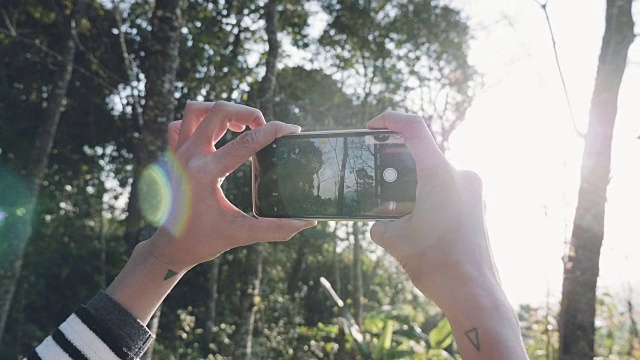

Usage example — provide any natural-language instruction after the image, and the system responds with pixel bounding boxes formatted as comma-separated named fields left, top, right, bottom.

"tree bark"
left=120, top=0, right=184, bottom=358
left=287, top=234, right=310, bottom=295
left=124, top=0, right=184, bottom=251
left=352, top=222, right=363, bottom=326
left=233, top=245, right=264, bottom=360
left=0, top=0, right=82, bottom=342
left=336, top=137, right=349, bottom=214
left=203, top=253, right=221, bottom=347
left=233, top=1, right=279, bottom=358
left=558, top=1, right=635, bottom=359
left=333, top=224, right=342, bottom=297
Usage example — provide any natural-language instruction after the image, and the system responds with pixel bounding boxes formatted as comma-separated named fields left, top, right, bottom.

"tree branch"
left=1, top=9, right=17, bottom=36
left=71, top=21, right=126, bottom=85
left=535, top=0, right=585, bottom=139
left=114, top=3, right=144, bottom=132
left=0, top=28, right=117, bottom=92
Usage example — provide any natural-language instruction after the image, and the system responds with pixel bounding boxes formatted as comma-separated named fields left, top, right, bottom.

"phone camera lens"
left=373, top=134, right=390, bottom=142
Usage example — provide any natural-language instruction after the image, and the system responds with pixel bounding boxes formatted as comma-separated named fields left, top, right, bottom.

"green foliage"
left=7, top=1, right=612, bottom=360
left=518, top=303, right=559, bottom=360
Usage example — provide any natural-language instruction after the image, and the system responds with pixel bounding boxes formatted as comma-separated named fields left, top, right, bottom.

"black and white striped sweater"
left=27, top=292, right=154, bottom=360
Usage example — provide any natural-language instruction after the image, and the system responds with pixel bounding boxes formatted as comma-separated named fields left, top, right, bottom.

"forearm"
left=105, top=231, right=190, bottom=324
left=417, top=276, right=528, bottom=359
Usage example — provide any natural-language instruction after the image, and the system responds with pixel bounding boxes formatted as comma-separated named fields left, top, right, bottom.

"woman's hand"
left=367, top=110, right=497, bottom=301
left=106, top=101, right=315, bottom=324
left=147, top=101, right=316, bottom=272
left=367, top=110, right=527, bottom=359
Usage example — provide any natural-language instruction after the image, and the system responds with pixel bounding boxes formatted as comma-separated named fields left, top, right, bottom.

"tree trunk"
left=287, top=234, right=310, bottom=295
left=203, top=254, right=221, bottom=347
left=333, top=224, right=342, bottom=297
left=0, top=0, right=82, bottom=342
left=627, top=295, right=639, bottom=358
left=233, top=1, right=279, bottom=358
left=120, top=0, right=184, bottom=358
left=336, top=137, right=349, bottom=214
left=233, top=245, right=264, bottom=360
left=124, top=0, right=184, bottom=251
left=352, top=222, right=363, bottom=326
left=558, top=1, right=634, bottom=359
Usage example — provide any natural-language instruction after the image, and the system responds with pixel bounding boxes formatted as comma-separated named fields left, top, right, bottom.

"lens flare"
left=139, top=162, right=172, bottom=227
left=0, top=164, right=31, bottom=266
left=138, top=152, right=191, bottom=238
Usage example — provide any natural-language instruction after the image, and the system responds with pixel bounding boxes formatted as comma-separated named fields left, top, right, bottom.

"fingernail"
left=289, top=124, right=302, bottom=132
left=302, top=220, right=317, bottom=229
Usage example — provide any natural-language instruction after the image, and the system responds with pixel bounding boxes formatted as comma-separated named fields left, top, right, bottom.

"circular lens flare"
left=139, top=163, right=172, bottom=227
left=138, top=152, right=191, bottom=238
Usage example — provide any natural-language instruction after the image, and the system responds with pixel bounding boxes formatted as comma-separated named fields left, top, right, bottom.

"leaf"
left=429, top=318, right=453, bottom=350
left=339, top=318, right=371, bottom=359
left=426, top=348, right=456, bottom=360
left=364, top=312, right=386, bottom=333
left=378, top=319, right=394, bottom=352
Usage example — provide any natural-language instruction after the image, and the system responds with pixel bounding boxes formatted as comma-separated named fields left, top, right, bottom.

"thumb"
left=168, top=121, right=182, bottom=152
left=370, top=220, right=399, bottom=249
left=457, top=170, right=484, bottom=217
left=241, top=217, right=317, bottom=245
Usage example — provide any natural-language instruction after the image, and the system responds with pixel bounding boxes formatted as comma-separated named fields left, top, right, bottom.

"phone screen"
left=252, top=130, right=417, bottom=219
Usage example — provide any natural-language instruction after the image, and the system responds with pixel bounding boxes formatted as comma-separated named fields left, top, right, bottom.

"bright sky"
left=446, top=0, right=640, bottom=307
left=284, top=0, right=640, bottom=308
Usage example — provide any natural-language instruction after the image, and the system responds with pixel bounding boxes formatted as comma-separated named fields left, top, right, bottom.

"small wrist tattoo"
left=164, top=269, right=178, bottom=281
left=465, top=327, right=480, bottom=351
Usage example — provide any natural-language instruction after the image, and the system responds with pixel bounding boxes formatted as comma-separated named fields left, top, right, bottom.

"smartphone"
left=252, top=129, right=417, bottom=220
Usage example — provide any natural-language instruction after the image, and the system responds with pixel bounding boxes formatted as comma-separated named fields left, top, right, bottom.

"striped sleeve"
left=26, top=292, right=154, bottom=359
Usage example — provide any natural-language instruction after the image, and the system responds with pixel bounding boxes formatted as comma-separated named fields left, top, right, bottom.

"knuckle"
left=184, top=100, right=196, bottom=110
left=458, top=170, right=483, bottom=192
left=382, top=109, right=395, bottom=117
left=369, top=222, right=387, bottom=243
left=253, top=108, right=265, bottom=119
left=235, top=130, right=258, bottom=151
left=211, top=101, right=230, bottom=113
left=276, top=227, right=287, bottom=241
left=408, top=114, right=425, bottom=124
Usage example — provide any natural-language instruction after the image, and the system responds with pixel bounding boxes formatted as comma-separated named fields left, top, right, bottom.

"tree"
left=0, top=0, right=86, bottom=343
left=319, top=0, right=478, bottom=146
left=558, top=1, right=635, bottom=359
left=232, top=1, right=280, bottom=358
left=121, top=0, right=185, bottom=357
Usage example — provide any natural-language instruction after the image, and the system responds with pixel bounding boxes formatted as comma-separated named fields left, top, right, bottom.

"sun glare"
left=448, top=0, right=640, bottom=306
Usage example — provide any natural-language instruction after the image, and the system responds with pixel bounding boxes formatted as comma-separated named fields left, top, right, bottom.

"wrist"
left=404, top=249, right=500, bottom=302
left=143, top=228, right=198, bottom=272
left=442, top=283, right=525, bottom=359
left=105, top=239, right=190, bottom=324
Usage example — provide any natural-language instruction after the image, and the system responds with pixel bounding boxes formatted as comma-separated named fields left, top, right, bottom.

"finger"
left=229, top=122, right=246, bottom=132
left=168, top=120, right=182, bottom=152
left=367, top=111, right=447, bottom=177
left=241, top=217, right=317, bottom=244
left=190, top=102, right=266, bottom=152
left=208, top=121, right=301, bottom=177
left=177, top=101, right=214, bottom=149
left=457, top=170, right=485, bottom=222
left=369, top=220, right=401, bottom=249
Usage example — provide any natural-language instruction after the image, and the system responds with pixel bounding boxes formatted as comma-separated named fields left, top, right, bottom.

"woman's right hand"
left=367, top=110, right=499, bottom=302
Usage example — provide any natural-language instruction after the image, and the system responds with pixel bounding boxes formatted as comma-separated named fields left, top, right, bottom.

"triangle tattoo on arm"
left=164, top=269, right=178, bottom=281
left=465, top=328, right=480, bottom=351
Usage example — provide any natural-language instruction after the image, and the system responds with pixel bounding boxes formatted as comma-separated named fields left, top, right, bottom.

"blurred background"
left=0, top=0, right=638, bottom=359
